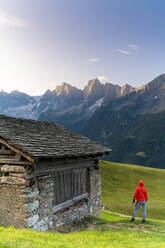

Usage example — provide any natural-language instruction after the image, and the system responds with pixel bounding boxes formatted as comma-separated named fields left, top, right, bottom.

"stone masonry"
left=0, top=164, right=101, bottom=231
left=21, top=167, right=101, bottom=231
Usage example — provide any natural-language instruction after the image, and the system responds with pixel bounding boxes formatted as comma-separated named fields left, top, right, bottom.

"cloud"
left=116, top=49, right=129, bottom=55
left=0, top=9, right=27, bottom=27
left=88, top=57, right=100, bottom=63
left=97, top=76, right=108, bottom=81
left=128, top=44, right=139, bottom=50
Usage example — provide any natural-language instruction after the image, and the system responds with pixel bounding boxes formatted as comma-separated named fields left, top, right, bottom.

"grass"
left=0, top=211, right=165, bottom=247
left=100, top=160, right=165, bottom=220
left=0, top=160, right=165, bottom=247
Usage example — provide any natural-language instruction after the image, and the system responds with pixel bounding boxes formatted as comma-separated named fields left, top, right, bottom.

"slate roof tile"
left=0, top=115, right=111, bottom=159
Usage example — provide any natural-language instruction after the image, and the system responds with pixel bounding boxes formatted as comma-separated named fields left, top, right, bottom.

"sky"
left=0, top=0, right=165, bottom=95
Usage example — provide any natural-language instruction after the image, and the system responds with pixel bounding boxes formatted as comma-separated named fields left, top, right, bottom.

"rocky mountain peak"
left=0, top=90, right=7, bottom=96
left=153, top=73, right=165, bottom=81
left=10, top=90, right=28, bottom=96
left=120, top=84, right=135, bottom=96
left=84, top=78, right=104, bottom=97
left=55, top=82, right=71, bottom=96
left=143, top=73, right=165, bottom=93
left=44, top=89, right=54, bottom=96
left=54, top=82, right=82, bottom=97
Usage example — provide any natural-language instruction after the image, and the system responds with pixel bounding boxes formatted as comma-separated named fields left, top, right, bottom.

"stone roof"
left=0, top=115, right=111, bottom=160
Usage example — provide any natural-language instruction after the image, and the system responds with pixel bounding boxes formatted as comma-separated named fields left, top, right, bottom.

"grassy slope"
left=1, top=161, right=165, bottom=247
left=0, top=211, right=165, bottom=247
left=100, top=160, right=165, bottom=220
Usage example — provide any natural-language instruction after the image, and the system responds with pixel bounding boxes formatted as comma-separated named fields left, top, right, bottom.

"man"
left=130, top=180, right=148, bottom=223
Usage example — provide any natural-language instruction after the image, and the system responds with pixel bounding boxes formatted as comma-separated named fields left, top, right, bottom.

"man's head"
left=138, top=180, right=144, bottom=187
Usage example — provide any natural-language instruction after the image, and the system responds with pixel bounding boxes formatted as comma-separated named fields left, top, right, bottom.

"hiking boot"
left=142, top=219, right=146, bottom=224
left=130, top=218, right=135, bottom=222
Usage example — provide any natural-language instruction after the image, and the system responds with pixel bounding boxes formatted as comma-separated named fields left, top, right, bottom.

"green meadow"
left=0, top=161, right=165, bottom=247
left=100, top=160, right=165, bottom=220
left=0, top=211, right=165, bottom=248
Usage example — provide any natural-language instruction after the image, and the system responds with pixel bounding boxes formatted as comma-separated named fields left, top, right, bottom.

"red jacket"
left=133, top=180, right=148, bottom=202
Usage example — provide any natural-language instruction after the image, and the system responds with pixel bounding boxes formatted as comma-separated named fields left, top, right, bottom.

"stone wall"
left=88, top=167, right=101, bottom=218
left=0, top=163, right=33, bottom=228
left=0, top=184, right=28, bottom=228
left=25, top=175, right=54, bottom=231
left=0, top=162, right=101, bottom=231
left=29, top=166, right=101, bottom=231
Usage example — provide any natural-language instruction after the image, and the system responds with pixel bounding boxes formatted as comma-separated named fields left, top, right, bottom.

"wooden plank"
left=0, top=158, right=33, bottom=165
left=78, top=168, right=81, bottom=195
left=0, top=138, right=35, bottom=163
left=67, top=170, right=71, bottom=200
left=9, top=173, right=27, bottom=178
left=53, top=166, right=89, bottom=206
left=53, top=173, right=56, bottom=205
left=64, top=171, right=67, bottom=201
left=57, top=172, right=61, bottom=204
left=74, top=169, right=77, bottom=197
left=0, top=150, right=15, bottom=155
left=34, top=163, right=95, bottom=176
left=35, top=159, right=95, bottom=171
left=54, top=173, right=57, bottom=204
left=1, top=165, right=30, bottom=173
left=58, top=173, right=61, bottom=204
left=57, top=173, right=60, bottom=205
left=71, top=170, right=74, bottom=198
left=0, top=155, right=15, bottom=159
left=84, top=170, right=86, bottom=193
left=79, top=168, right=83, bottom=195
left=76, top=169, right=79, bottom=196
left=60, top=173, right=64, bottom=203
left=82, top=169, right=84, bottom=194
left=15, top=153, right=21, bottom=161
left=53, top=193, right=88, bottom=213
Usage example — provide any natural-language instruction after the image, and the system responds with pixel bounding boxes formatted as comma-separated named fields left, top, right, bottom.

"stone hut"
left=0, top=115, right=110, bottom=231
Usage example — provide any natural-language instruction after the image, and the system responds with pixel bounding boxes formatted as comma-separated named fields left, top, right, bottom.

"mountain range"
left=0, top=78, right=135, bottom=121
left=1, top=74, right=165, bottom=168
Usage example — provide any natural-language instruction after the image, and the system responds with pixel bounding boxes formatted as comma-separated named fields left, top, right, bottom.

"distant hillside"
left=79, top=74, right=165, bottom=168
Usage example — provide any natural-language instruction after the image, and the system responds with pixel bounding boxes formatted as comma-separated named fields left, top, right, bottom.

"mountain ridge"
left=1, top=74, right=165, bottom=169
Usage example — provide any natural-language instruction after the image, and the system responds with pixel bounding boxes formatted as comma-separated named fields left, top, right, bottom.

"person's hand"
left=133, top=199, right=135, bottom=204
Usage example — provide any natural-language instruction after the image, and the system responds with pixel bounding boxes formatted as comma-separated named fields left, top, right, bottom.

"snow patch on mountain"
left=88, top=98, right=104, bottom=112
left=2, top=102, right=38, bottom=119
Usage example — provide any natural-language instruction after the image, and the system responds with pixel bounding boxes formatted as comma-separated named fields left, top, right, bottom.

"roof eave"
left=35, top=149, right=111, bottom=160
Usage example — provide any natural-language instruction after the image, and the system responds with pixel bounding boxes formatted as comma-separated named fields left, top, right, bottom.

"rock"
left=28, top=214, right=39, bottom=227
left=21, top=191, right=39, bottom=199
left=25, top=200, right=39, bottom=212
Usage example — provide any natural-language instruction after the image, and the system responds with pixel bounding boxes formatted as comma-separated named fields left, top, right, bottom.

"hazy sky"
left=0, top=0, right=165, bottom=95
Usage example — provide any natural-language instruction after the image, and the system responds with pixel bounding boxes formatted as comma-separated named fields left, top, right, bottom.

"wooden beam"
left=9, top=173, right=27, bottom=178
left=0, top=155, right=15, bottom=159
left=15, top=153, right=21, bottom=161
left=0, top=137, right=35, bottom=163
left=1, top=165, right=31, bottom=173
left=0, top=150, right=15, bottom=155
left=1, top=144, right=6, bottom=150
left=34, top=163, right=95, bottom=177
left=53, top=193, right=88, bottom=213
left=0, top=159, right=33, bottom=165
